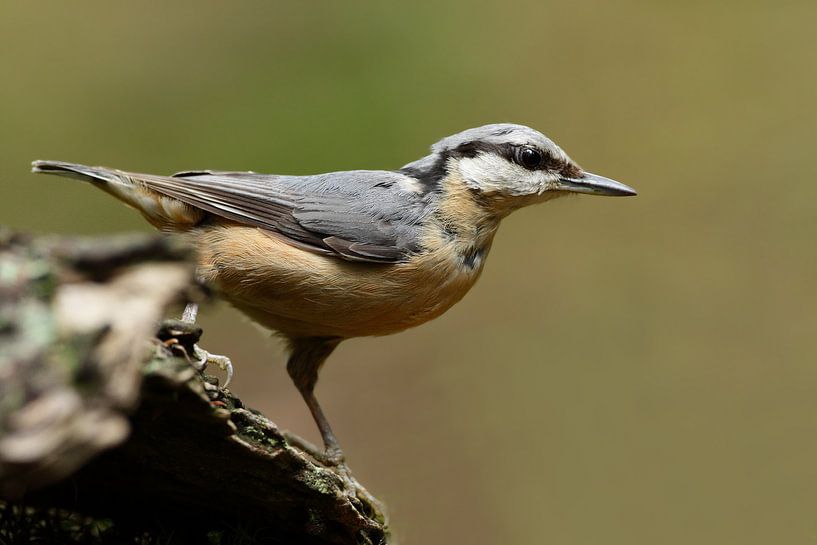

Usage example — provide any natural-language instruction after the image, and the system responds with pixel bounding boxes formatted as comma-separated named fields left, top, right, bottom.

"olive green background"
left=2, top=1, right=816, bottom=543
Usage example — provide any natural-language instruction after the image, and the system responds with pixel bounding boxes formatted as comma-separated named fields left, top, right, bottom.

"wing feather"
left=133, top=170, right=430, bottom=263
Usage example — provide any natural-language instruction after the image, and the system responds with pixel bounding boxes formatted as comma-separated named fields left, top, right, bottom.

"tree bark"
left=0, top=228, right=388, bottom=545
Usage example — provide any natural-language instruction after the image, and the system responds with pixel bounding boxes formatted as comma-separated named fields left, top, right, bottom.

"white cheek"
left=457, top=154, right=550, bottom=196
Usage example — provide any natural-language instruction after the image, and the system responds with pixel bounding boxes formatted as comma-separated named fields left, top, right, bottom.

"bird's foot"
left=283, top=431, right=346, bottom=467
left=324, top=445, right=346, bottom=467
left=156, top=319, right=233, bottom=388
left=281, top=431, right=384, bottom=516
left=344, top=473, right=386, bottom=521
left=192, top=345, right=234, bottom=388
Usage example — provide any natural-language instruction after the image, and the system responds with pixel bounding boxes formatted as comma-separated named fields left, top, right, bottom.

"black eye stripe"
left=400, top=138, right=576, bottom=192
left=447, top=141, right=562, bottom=171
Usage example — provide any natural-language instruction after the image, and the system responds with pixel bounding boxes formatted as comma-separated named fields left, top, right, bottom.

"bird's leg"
left=181, top=302, right=234, bottom=388
left=182, top=302, right=199, bottom=323
left=285, top=338, right=385, bottom=513
left=286, top=337, right=344, bottom=466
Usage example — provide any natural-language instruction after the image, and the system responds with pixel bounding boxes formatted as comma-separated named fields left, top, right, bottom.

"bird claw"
left=192, top=345, right=234, bottom=388
left=281, top=431, right=383, bottom=515
left=282, top=431, right=346, bottom=467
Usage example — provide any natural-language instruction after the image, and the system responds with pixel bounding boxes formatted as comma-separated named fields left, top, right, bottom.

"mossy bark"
left=0, top=228, right=388, bottom=545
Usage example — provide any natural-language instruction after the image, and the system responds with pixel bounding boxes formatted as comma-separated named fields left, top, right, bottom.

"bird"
left=32, top=123, right=636, bottom=466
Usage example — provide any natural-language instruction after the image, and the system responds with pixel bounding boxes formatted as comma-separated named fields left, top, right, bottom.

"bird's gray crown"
left=430, top=123, right=558, bottom=155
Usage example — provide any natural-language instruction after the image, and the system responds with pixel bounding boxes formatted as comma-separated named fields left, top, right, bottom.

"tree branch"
left=0, top=228, right=388, bottom=545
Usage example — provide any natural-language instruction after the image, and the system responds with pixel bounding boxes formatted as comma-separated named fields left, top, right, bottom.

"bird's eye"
left=518, top=147, right=543, bottom=170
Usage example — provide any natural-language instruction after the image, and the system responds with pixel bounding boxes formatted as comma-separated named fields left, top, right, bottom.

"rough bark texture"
left=0, top=228, right=389, bottom=545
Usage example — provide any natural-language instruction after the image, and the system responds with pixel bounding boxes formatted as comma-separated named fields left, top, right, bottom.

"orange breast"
left=191, top=224, right=489, bottom=339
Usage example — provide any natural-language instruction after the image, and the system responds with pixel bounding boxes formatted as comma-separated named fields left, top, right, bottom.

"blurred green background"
left=3, top=1, right=817, bottom=543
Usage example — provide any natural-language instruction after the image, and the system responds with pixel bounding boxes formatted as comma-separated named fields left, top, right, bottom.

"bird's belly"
left=193, top=225, right=483, bottom=339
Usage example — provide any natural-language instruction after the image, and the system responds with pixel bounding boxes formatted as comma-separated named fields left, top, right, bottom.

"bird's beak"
left=556, top=172, right=637, bottom=197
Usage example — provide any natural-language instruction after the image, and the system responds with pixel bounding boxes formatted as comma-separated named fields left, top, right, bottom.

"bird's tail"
left=32, top=160, right=128, bottom=186
left=31, top=160, right=204, bottom=230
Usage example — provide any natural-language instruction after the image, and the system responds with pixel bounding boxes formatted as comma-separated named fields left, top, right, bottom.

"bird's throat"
left=429, top=172, right=501, bottom=271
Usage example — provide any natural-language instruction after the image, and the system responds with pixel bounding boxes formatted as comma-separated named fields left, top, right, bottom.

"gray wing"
left=140, top=169, right=431, bottom=263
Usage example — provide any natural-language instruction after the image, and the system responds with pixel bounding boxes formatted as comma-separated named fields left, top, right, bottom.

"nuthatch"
left=33, top=123, right=636, bottom=465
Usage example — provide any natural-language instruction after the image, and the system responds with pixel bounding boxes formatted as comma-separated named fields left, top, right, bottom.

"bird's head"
left=402, top=123, right=636, bottom=215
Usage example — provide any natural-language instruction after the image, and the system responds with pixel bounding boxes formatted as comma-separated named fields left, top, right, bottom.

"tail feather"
left=31, top=160, right=204, bottom=230
left=31, top=160, right=129, bottom=186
